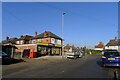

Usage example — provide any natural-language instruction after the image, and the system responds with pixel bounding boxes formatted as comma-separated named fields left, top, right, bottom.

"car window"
left=104, top=52, right=120, bottom=57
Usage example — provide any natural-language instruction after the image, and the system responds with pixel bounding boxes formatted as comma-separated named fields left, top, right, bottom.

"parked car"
left=101, top=50, right=120, bottom=67
left=66, top=51, right=81, bottom=59
left=79, top=51, right=83, bottom=58
left=0, top=51, right=13, bottom=64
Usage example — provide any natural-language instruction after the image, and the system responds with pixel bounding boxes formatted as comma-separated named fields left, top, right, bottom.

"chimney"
left=6, top=36, right=9, bottom=40
left=21, top=35, right=23, bottom=38
left=34, top=32, right=37, bottom=37
left=44, top=31, right=47, bottom=37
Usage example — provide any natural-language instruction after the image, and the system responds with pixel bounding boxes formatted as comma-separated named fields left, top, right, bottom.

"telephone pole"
left=62, top=12, right=66, bottom=59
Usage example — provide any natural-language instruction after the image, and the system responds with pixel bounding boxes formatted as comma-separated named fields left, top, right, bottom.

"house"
left=2, top=31, right=63, bottom=58
left=2, top=37, right=18, bottom=57
left=15, top=35, right=37, bottom=58
left=31, top=31, right=63, bottom=57
left=105, top=38, right=120, bottom=51
left=64, top=44, right=72, bottom=52
left=64, top=44, right=78, bottom=52
left=94, top=42, right=104, bottom=51
left=16, top=35, right=33, bottom=44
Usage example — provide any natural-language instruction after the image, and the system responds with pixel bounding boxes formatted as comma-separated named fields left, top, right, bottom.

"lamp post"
left=62, top=12, right=66, bottom=59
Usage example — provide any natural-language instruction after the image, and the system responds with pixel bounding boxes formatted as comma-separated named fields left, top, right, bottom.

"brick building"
left=31, top=31, right=63, bottom=57
left=2, top=31, right=63, bottom=58
left=2, top=37, right=18, bottom=57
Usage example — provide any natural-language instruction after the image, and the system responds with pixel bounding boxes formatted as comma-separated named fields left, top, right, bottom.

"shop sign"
left=55, top=44, right=62, bottom=47
left=37, top=42, right=48, bottom=46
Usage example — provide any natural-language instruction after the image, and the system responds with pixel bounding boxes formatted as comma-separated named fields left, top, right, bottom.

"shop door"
left=23, top=49, right=30, bottom=58
left=46, top=48, right=51, bottom=55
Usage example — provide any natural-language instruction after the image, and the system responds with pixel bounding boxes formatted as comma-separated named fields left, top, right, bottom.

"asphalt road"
left=2, top=54, right=120, bottom=79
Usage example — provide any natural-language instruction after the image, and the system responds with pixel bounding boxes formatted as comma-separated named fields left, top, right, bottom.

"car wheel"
left=74, top=56, right=77, bottom=59
left=102, top=62, right=105, bottom=67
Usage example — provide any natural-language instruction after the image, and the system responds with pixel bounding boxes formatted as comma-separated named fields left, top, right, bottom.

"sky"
left=2, top=2, right=118, bottom=48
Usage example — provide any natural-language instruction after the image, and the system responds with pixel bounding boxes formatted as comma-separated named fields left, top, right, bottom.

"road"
left=2, top=54, right=120, bottom=79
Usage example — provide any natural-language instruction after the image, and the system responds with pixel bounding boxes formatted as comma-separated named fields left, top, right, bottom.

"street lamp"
left=62, top=12, right=66, bottom=59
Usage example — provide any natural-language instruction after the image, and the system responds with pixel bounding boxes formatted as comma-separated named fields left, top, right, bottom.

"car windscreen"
left=104, top=52, right=120, bottom=57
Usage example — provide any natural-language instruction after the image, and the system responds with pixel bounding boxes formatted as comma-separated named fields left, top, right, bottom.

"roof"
left=95, top=42, right=104, bottom=48
left=64, top=44, right=77, bottom=50
left=34, top=31, right=62, bottom=40
left=64, top=44, right=72, bottom=49
left=2, top=38, right=18, bottom=44
left=17, top=35, right=33, bottom=41
left=106, top=39, right=120, bottom=46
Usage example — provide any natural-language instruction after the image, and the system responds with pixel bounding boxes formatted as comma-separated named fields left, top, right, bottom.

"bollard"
left=114, top=70, right=119, bottom=80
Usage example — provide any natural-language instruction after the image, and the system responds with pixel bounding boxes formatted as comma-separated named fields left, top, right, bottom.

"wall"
left=42, top=38, right=51, bottom=43
left=94, top=48, right=103, bottom=51
left=105, top=46, right=119, bottom=50
left=15, top=44, right=37, bottom=52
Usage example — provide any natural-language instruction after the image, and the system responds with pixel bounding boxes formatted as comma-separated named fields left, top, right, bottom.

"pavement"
left=2, top=54, right=120, bottom=79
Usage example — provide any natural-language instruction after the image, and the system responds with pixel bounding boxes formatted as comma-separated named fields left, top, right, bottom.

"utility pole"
left=62, top=12, right=66, bottom=59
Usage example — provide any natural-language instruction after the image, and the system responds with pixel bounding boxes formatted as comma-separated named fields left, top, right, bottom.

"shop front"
left=15, top=44, right=37, bottom=58
left=37, top=43, right=62, bottom=56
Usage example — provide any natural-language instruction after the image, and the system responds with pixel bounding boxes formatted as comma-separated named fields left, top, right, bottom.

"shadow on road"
left=97, top=59, right=120, bottom=79
left=2, top=58, right=25, bottom=65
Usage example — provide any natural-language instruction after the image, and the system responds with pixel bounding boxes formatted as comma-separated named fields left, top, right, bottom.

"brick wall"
left=42, top=38, right=51, bottom=43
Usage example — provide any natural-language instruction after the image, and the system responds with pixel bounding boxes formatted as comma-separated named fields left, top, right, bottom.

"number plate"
left=108, top=58, right=115, bottom=60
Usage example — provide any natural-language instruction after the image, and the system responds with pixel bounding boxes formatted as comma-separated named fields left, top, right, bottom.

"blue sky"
left=2, top=2, right=118, bottom=48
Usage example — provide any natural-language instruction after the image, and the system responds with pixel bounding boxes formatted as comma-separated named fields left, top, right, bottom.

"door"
left=23, top=49, right=30, bottom=58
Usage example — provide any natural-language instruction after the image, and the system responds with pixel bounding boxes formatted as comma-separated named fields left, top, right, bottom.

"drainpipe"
left=11, top=46, right=14, bottom=58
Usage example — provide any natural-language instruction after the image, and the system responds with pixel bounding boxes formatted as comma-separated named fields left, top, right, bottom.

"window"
left=32, top=40, right=36, bottom=44
left=55, top=39, right=57, bottom=43
left=20, top=40, right=24, bottom=44
left=37, top=39, right=42, bottom=42
left=46, top=33, right=48, bottom=37
left=16, top=41, right=20, bottom=44
left=46, top=40, right=48, bottom=42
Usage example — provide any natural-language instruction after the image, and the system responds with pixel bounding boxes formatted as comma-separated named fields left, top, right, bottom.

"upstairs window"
left=37, top=39, right=42, bottom=42
left=46, top=40, right=49, bottom=42
left=55, top=39, right=57, bottom=43
left=20, top=40, right=24, bottom=44
left=16, top=41, right=20, bottom=44
left=32, top=40, right=36, bottom=44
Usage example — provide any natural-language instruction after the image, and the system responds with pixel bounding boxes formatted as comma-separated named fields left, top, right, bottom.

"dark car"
left=102, top=50, right=120, bottom=67
left=0, top=51, right=13, bottom=64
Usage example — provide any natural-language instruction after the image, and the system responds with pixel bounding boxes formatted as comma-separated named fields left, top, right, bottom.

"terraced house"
left=2, top=31, right=63, bottom=58
left=1, top=37, right=18, bottom=57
